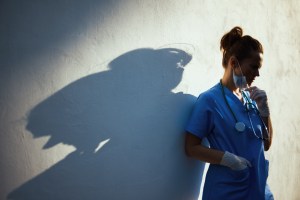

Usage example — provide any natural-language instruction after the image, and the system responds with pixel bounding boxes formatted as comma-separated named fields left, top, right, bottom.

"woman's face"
left=236, top=51, right=263, bottom=86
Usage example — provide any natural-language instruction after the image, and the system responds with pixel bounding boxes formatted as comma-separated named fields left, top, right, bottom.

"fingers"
left=252, top=91, right=267, bottom=100
left=233, top=158, right=251, bottom=170
left=245, top=86, right=258, bottom=99
left=247, top=87, right=270, bottom=116
left=245, top=86, right=257, bottom=93
left=233, top=156, right=252, bottom=170
left=247, top=86, right=267, bottom=100
left=240, top=157, right=252, bottom=168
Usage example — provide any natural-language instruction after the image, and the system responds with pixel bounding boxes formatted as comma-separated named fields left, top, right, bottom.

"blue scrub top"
left=186, top=83, right=270, bottom=200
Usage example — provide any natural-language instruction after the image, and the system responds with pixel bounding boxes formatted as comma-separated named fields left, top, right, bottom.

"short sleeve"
left=185, top=93, right=214, bottom=139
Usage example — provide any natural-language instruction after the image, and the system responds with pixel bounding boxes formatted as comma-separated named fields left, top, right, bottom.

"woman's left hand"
left=246, top=86, right=270, bottom=117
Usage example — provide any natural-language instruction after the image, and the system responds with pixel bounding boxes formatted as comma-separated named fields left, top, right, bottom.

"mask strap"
left=235, top=58, right=245, bottom=77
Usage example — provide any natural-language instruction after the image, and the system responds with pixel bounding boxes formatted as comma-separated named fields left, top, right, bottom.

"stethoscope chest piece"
left=235, top=122, right=246, bottom=132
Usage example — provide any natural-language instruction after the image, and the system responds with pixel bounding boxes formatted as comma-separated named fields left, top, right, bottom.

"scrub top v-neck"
left=186, top=82, right=269, bottom=200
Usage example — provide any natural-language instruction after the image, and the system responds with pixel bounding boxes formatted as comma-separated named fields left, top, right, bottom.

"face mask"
left=232, top=60, right=248, bottom=90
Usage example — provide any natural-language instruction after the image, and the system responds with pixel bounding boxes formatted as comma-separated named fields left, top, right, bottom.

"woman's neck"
left=221, top=72, right=243, bottom=100
left=221, top=76, right=239, bottom=93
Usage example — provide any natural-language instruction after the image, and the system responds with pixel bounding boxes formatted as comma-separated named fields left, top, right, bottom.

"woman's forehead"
left=244, top=52, right=263, bottom=65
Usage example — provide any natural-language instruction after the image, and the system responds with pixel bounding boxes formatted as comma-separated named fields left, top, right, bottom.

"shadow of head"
left=109, top=48, right=192, bottom=92
left=26, top=48, right=192, bottom=153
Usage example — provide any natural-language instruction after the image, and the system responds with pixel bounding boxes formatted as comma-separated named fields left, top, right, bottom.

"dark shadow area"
left=8, top=48, right=205, bottom=200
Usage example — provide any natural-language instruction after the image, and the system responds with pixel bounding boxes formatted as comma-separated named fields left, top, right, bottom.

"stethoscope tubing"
left=219, top=79, right=268, bottom=140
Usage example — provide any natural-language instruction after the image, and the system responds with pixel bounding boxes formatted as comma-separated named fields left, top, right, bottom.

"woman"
left=185, top=27, right=273, bottom=199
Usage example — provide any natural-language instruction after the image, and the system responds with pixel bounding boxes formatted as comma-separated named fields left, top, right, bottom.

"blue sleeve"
left=185, top=93, right=214, bottom=139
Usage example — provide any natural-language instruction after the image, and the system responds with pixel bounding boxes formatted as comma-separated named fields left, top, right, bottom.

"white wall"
left=1, top=1, right=300, bottom=199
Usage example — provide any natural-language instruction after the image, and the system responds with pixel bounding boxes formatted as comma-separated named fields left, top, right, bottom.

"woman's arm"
left=262, top=116, right=273, bottom=151
left=185, top=132, right=253, bottom=170
left=185, top=132, right=224, bottom=164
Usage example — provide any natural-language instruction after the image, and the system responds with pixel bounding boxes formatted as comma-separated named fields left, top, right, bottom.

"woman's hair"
left=220, top=26, right=263, bottom=67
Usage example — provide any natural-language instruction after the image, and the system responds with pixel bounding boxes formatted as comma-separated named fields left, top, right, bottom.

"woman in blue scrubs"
left=185, top=27, right=273, bottom=199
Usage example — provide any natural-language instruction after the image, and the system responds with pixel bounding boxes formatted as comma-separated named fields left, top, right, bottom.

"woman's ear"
left=229, top=56, right=237, bottom=69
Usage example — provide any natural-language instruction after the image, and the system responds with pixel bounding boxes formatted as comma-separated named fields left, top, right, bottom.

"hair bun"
left=220, top=26, right=243, bottom=52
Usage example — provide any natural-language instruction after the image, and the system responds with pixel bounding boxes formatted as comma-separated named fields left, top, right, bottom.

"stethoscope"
left=220, top=79, right=268, bottom=140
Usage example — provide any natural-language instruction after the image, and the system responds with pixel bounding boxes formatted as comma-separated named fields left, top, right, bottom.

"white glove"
left=247, top=86, right=270, bottom=117
left=220, top=151, right=252, bottom=170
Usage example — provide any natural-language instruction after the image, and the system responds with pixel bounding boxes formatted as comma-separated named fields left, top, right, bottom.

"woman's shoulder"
left=196, top=83, right=221, bottom=103
left=199, top=83, right=220, bottom=97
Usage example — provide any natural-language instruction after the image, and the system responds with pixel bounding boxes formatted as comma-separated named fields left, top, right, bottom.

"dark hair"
left=220, top=26, right=263, bottom=67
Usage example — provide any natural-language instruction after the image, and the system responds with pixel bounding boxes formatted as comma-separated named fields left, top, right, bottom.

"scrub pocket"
left=204, top=165, right=250, bottom=200
left=228, top=167, right=251, bottom=187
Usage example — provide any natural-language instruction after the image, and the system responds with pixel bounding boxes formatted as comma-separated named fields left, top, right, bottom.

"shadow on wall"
left=8, top=48, right=205, bottom=200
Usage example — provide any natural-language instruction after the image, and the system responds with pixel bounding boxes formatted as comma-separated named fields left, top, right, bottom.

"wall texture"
left=1, top=0, right=300, bottom=199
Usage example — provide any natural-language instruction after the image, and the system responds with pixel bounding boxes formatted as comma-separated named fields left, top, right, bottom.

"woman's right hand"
left=220, top=151, right=252, bottom=170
